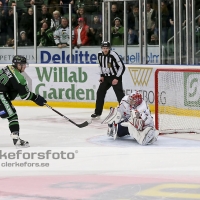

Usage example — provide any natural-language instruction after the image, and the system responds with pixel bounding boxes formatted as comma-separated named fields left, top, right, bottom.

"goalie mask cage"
left=155, top=68, right=200, bottom=134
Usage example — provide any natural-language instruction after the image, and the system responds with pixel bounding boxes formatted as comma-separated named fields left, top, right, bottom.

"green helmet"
left=12, top=55, right=27, bottom=66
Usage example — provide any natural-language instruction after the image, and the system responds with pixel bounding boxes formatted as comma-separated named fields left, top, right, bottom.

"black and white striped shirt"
left=98, top=50, right=125, bottom=80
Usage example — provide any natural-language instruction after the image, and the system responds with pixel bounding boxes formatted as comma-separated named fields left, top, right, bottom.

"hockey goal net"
left=155, top=68, right=200, bottom=134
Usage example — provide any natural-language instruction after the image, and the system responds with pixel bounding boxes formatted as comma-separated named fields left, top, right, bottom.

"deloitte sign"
left=39, top=48, right=160, bottom=64
left=40, top=50, right=97, bottom=64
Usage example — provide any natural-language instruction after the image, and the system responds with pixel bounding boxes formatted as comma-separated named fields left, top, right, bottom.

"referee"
left=91, top=41, right=125, bottom=119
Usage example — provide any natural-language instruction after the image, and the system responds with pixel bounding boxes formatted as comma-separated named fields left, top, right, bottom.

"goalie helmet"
left=129, top=90, right=143, bottom=106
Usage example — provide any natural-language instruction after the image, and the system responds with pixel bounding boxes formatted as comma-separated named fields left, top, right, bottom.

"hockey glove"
left=133, top=117, right=145, bottom=131
left=135, top=111, right=141, bottom=119
left=34, top=95, right=47, bottom=106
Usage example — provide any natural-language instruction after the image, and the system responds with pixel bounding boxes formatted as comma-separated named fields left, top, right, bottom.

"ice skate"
left=107, top=124, right=114, bottom=137
left=91, top=113, right=100, bottom=120
left=11, top=132, right=30, bottom=148
left=107, top=123, right=118, bottom=140
left=14, top=138, right=30, bottom=148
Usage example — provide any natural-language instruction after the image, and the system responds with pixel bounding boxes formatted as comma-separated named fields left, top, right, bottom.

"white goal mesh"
left=155, top=68, right=200, bottom=134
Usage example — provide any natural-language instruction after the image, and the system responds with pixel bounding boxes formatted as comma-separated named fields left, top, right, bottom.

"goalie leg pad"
left=142, top=129, right=159, bottom=145
left=113, top=123, right=118, bottom=140
left=107, top=123, right=119, bottom=140
left=120, top=122, right=129, bottom=127
left=102, top=107, right=122, bottom=125
left=127, top=124, right=140, bottom=142
left=128, top=125, right=157, bottom=145
left=107, top=124, right=114, bottom=137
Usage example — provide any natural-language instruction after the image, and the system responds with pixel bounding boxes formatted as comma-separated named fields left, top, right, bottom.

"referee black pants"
left=94, top=76, right=125, bottom=115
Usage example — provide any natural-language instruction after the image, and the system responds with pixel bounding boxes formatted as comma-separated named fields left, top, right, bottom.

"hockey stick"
left=101, top=107, right=116, bottom=124
left=45, top=103, right=91, bottom=128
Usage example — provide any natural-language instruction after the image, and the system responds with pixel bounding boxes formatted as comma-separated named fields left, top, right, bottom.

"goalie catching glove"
left=134, top=110, right=141, bottom=119
left=132, top=117, right=144, bottom=131
left=129, top=111, right=144, bottom=131
left=33, top=95, right=47, bottom=106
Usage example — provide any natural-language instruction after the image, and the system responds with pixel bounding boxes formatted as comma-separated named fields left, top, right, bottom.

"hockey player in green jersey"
left=0, top=55, right=47, bottom=148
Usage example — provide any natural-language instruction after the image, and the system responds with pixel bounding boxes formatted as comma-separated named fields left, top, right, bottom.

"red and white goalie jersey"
left=117, top=93, right=154, bottom=128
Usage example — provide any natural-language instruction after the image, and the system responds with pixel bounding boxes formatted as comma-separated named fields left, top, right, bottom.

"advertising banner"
left=0, top=46, right=160, bottom=64
left=1, top=64, right=200, bottom=110
left=12, top=64, right=157, bottom=104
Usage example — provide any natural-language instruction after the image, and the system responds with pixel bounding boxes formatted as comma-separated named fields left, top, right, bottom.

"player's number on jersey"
left=0, top=69, right=9, bottom=85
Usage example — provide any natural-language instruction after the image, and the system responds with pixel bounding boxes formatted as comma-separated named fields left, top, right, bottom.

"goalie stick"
left=101, top=107, right=116, bottom=124
left=45, top=104, right=91, bottom=128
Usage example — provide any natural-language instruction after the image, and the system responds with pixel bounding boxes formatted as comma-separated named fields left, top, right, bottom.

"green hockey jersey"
left=0, top=65, right=36, bottom=101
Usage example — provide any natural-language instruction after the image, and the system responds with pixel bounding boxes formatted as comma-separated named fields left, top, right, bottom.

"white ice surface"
left=1, top=106, right=200, bottom=200
left=0, top=107, right=200, bottom=200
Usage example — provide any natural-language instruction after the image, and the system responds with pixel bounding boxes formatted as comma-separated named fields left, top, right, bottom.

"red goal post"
left=155, top=68, right=200, bottom=134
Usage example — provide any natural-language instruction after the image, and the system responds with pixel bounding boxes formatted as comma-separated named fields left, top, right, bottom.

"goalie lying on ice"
left=102, top=90, right=159, bottom=145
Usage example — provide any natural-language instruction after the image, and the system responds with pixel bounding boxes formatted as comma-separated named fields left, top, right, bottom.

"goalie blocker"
left=102, top=91, right=159, bottom=145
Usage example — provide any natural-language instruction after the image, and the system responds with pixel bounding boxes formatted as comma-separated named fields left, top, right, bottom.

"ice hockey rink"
left=1, top=106, right=200, bottom=200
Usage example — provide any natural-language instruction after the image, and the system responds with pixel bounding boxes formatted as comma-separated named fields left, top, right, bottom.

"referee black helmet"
left=101, top=41, right=111, bottom=48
